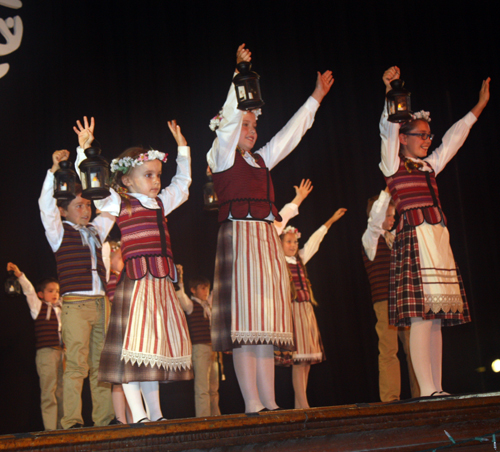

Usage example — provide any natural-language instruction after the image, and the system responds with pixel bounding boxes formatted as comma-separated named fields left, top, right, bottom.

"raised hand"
left=168, top=120, right=187, bottom=146
left=325, top=207, right=347, bottom=229
left=7, top=262, right=22, bottom=277
left=176, top=264, right=184, bottom=286
left=312, top=70, right=334, bottom=103
left=51, top=149, right=70, bottom=173
left=471, top=77, right=491, bottom=119
left=236, top=43, right=252, bottom=66
left=73, top=116, right=95, bottom=150
left=383, top=66, right=400, bottom=93
left=292, top=179, right=313, bottom=206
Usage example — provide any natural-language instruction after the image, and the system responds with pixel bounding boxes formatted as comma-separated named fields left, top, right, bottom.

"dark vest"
left=34, top=304, right=60, bottom=350
left=385, top=159, right=446, bottom=233
left=212, top=151, right=282, bottom=223
left=289, top=261, right=311, bottom=303
left=118, top=197, right=176, bottom=281
left=54, top=223, right=106, bottom=295
left=362, top=236, right=391, bottom=304
left=106, top=272, right=119, bottom=303
left=186, top=300, right=212, bottom=344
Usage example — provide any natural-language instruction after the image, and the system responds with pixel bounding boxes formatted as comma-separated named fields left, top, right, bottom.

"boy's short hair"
left=188, top=276, right=210, bottom=291
left=366, top=193, right=395, bottom=217
left=56, top=183, right=83, bottom=210
left=36, top=277, right=59, bottom=293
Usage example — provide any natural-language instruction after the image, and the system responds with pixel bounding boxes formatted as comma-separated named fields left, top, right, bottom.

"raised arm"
left=73, top=116, right=95, bottom=150
left=274, top=179, right=313, bottom=235
left=175, top=264, right=193, bottom=315
left=7, top=263, right=41, bottom=319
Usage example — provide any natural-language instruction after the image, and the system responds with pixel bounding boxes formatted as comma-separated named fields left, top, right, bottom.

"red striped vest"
left=212, top=151, right=282, bottom=223
left=385, top=159, right=446, bottom=233
left=118, top=197, right=176, bottom=281
left=106, top=273, right=119, bottom=303
left=289, top=262, right=311, bottom=303
left=34, top=304, right=60, bottom=350
left=54, top=223, right=106, bottom=295
left=362, top=236, right=391, bottom=304
left=186, top=300, right=212, bottom=344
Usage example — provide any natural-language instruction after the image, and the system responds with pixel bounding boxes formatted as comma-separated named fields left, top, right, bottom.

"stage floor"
left=1, top=392, right=500, bottom=451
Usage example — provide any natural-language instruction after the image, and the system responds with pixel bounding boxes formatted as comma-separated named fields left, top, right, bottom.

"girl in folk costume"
left=207, top=44, right=334, bottom=413
left=380, top=67, right=490, bottom=396
left=74, top=117, right=192, bottom=423
left=280, top=209, right=346, bottom=409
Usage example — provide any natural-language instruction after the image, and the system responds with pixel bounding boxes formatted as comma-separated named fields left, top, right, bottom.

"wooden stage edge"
left=2, top=392, right=500, bottom=452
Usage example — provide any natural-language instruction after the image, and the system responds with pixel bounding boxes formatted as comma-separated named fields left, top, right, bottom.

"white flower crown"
left=282, top=225, right=301, bottom=238
left=209, top=108, right=262, bottom=131
left=110, top=150, right=168, bottom=174
left=411, top=110, right=431, bottom=122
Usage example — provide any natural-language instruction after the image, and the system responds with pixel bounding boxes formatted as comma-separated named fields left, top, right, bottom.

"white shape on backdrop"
left=0, top=0, right=23, bottom=79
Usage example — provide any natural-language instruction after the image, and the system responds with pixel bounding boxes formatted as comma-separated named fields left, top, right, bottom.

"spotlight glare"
left=491, top=359, right=500, bottom=373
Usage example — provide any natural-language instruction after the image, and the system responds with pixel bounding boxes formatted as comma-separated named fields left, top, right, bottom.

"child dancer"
left=380, top=67, right=490, bottom=396
left=74, top=117, right=192, bottom=423
left=207, top=44, right=333, bottom=413
left=280, top=208, right=346, bottom=408
left=7, top=263, right=64, bottom=430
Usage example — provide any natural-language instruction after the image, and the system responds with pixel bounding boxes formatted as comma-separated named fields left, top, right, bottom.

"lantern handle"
left=383, top=66, right=401, bottom=94
left=6, top=262, right=22, bottom=278
left=51, top=149, right=70, bottom=173
left=236, top=44, right=252, bottom=69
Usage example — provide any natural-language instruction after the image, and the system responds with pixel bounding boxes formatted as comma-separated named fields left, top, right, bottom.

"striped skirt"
left=98, top=272, right=193, bottom=384
left=292, top=300, right=325, bottom=364
left=211, top=221, right=294, bottom=352
left=389, top=222, right=470, bottom=327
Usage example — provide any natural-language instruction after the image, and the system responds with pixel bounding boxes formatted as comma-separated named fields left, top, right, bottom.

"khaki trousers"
left=373, top=300, right=420, bottom=401
left=61, top=296, right=114, bottom=428
left=36, top=346, right=64, bottom=430
left=192, top=343, right=221, bottom=417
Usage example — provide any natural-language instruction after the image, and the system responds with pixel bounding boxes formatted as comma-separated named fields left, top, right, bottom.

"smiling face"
left=281, top=232, right=299, bottom=257
left=59, top=195, right=92, bottom=226
left=38, top=282, right=60, bottom=305
left=399, top=120, right=432, bottom=159
left=122, top=160, right=162, bottom=198
left=238, top=111, right=258, bottom=153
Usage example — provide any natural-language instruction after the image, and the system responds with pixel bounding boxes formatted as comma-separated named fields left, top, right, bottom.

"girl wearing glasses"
left=379, top=66, right=490, bottom=397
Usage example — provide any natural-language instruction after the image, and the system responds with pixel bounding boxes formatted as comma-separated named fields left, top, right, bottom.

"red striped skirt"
left=292, top=300, right=325, bottom=364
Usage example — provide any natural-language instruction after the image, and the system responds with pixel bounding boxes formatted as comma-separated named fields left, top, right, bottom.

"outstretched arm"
left=311, top=70, right=334, bottom=104
left=7, top=263, right=41, bottom=319
left=471, top=77, right=491, bottom=119
left=73, top=116, right=95, bottom=150
left=324, top=207, right=347, bottom=229
left=274, top=179, right=314, bottom=235
left=291, top=179, right=313, bottom=207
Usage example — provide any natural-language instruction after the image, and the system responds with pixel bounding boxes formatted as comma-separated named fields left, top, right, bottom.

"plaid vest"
left=362, top=236, right=391, bottom=304
left=34, top=304, right=60, bottom=350
left=385, top=159, right=446, bottom=233
left=212, top=151, right=281, bottom=223
left=118, top=197, right=176, bottom=281
left=54, top=223, right=106, bottom=295
left=289, top=262, right=311, bottom=303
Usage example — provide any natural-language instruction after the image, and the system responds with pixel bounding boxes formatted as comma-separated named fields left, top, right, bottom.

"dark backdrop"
left=1, top=1, right=499, bottom=434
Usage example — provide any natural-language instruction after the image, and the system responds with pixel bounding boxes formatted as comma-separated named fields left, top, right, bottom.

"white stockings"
left=122, top=381, right=163, bottom=423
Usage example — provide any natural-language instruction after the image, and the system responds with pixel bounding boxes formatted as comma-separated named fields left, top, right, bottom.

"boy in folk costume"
left=38, top=144, right=115, bottom=428
left=362, top=188, right=419, bottom=401
left=207, top=44, right=334, bottom=413
left=7, top=263, right=64, bottom=430
left=380, top=66, right=490, bottom=396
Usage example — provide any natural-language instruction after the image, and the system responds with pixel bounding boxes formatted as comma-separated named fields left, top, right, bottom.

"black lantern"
left=53, top=160, right=77, bottom=200
left=386, top=79, right=413, bottom=123
left=203, top=166, right=219, bottom=211
left=5, top=271, right=22, bottom=297
left=233, top=61, right=265, bottom=111
left=78, top=147, right=110, bottom=200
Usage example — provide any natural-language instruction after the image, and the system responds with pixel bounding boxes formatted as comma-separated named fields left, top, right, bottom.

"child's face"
left=191, top=283, right=210, bottom=301
left=382, top=205, right=396, bottom=231
left=60, top=195, right=92, bottom=226
left=38, top=282, right=60, bottom=305
left=122, top=160, right=162, bottom=198
left=399, top=120, right=432, bottom=160
left=281, top=232, right=299, bottom=257
left=238, top=111, right=258, bottom=153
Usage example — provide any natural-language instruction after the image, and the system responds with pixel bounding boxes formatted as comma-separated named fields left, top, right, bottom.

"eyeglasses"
left=405, top=132, right=434, bottom=141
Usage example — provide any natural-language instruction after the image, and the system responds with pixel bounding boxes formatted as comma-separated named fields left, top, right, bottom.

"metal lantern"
left=53, top=160, right=77, bottom=200
left=5, top=271, right=22, bottom=297
left=78, top=147, right=110, bottom=200
left=386, top=79, right=413, bottom=123
left=233, top=61, right=265, bottom=111
left=203, top=166, right=219, bottom=211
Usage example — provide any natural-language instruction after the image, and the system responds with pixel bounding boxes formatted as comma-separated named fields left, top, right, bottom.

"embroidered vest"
left=362, top=236, right=391, bottom=304
left=385, top=159, right=446, bottom=233
left=34, top=304, right=60, bottom=350
left=54, top=223, right=106, bottom=295
left=118, top=197, right=176, bottom=281
left=289, top=262, right=311, bottom=303
left=212, top=151, right=282, bottom=223
left=186, top=301, right=212, bottom=345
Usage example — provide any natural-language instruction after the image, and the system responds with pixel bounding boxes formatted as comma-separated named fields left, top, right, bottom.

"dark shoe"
left=108, top=418, right=124, bottom=425
left=68, top=423, right=83, bottom=429
left=155, top=417, right=168, bottom=421
left=136, top=417, right=150, bottom=423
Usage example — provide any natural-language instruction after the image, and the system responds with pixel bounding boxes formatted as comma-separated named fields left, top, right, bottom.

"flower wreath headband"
left=411, top=110, right=431, bottom=122
left=209, top=108, right=263, bottom=131
left=282, top=225, right=301, bottom=239
left=110, top=150, right=168, bottom=174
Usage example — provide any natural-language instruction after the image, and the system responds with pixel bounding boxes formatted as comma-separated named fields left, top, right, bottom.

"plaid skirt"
left=292, top=300, right=325, bottom=364
left=98, top=272, right=193, bottom=384
left=389, top=223, right=470, bottom=327
left=211, top=221, right=294, bottom=352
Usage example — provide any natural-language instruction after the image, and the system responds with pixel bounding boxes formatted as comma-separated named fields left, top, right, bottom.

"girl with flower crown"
left=279, top=208, right=346, bottom=408
left=207, top=44, right=334, bottom=413
left=74, top=117, right=192, bottom=423
left=380, top=67, right=490, bottom=397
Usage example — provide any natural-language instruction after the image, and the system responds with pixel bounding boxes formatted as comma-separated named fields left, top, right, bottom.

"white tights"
left=122, top=381, right=163, bottom=423
left=112, top=384, right=133, bottom=423
left=409, top=318, right=443, bottom=396
left=292, top=363, right=311, bottom=409
left=233, top=344, right=279, bottom=413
